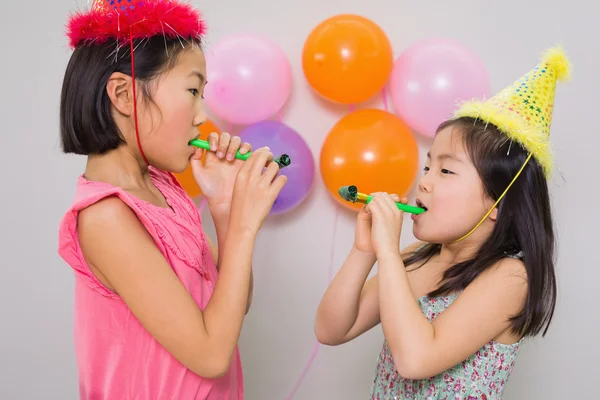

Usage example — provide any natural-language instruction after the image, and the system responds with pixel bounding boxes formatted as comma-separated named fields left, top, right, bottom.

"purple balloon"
left=239, top=121, right=315, bottom=215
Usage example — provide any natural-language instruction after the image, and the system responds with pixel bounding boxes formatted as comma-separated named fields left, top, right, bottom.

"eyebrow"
left=426, top=152, right=463, bottom=162
left=189, top=70, right=206, bottom=84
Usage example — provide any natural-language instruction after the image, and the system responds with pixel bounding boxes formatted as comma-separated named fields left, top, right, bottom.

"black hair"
left=60, top=36, right=202, bottom=155
left=404, top=117, right=557, bottom=338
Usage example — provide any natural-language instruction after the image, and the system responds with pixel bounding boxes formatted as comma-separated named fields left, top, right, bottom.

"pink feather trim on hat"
left=66, top=0, right=206, bottom=49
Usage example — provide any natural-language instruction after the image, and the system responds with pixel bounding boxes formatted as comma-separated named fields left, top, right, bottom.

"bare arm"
left=206, top=233, right=253, bottom=314
left=314, top=241, right=424, bottom=345
left=378, top=251, right=527, bottom=379
left=314, top=247, right=378, bottom=345
left=78, top=197, right=255, bottom=378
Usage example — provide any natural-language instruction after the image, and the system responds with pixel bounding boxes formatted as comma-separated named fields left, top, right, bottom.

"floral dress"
left=370, top=293, right=522, bottom=399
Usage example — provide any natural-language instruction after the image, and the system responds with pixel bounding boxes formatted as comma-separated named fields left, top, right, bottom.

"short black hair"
left=60, top=36, right=202, bottom=155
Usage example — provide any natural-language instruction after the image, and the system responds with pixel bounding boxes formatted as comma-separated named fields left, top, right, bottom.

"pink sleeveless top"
left=58, top=166, right=243, bottom=400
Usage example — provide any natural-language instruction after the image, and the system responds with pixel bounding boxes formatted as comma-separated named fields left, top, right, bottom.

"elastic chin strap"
left=452, top=152, right=533, bottom=243
left=129, top=29, right=149, bottom=166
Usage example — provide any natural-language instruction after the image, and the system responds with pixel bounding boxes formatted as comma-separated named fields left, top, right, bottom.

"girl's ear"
left=489, top=207, right=498, bottom=222
left=106, top=72, right=134, bottom=116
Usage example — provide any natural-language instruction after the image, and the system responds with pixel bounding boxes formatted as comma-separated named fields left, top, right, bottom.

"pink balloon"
left=389, top=38, right=490, bottom=137
left=204, top=34, right=292, bottom=125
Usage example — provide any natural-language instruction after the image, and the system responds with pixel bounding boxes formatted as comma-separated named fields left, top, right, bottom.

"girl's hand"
left=229, top=148, right=287, bottom=235
left=190, top=132, right=252, bottom=209
left=366, top=193, right=405, bottom=257
left=354, top=204, right=374, bottom=254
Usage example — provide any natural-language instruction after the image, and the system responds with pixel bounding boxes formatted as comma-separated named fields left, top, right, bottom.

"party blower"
left=338, top=185, right=426, bottom=214
left=189, top=138, right=291, bottom=168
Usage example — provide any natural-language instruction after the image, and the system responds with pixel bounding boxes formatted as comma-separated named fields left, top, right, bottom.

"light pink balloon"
left=204, top=34, right=292, bottom=125
left=389, top=38, right=490, bottom=137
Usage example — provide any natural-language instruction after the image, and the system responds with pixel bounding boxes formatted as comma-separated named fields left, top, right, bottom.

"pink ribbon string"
left=286, top=102, right=358, bottom=398
left=197, top=197, right=207, bottom=215
left=285, top=207, right=339, bottom=399
left=199, top=101, right=356, bottom=398
left=381, top=87, right=390, bottom=112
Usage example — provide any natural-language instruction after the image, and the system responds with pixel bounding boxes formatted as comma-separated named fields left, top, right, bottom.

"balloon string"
left=381, top=87, right=390, bottom=112
left=285, top=100, right=350, bottom=398
left=284, top=341, right=320, bottom=400
left=285, top=207, right=339, bottom=399
left=197, top=196, right=207, bottom=215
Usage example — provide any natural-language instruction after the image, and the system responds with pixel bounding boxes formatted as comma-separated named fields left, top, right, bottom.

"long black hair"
left=404, top=117, right=557, bottom=337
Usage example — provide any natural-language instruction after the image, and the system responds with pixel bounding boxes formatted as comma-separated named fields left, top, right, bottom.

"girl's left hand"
left=190, top=132, right=252, bottom=210
left=366, top=193, right=405, bottom=256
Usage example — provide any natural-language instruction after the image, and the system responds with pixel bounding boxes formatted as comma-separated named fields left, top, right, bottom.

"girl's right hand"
left=229, top=147, right=287, bottom=235
left=354, top=205, right=374, bottom=253
left=354, top=193, right=401, bottom=253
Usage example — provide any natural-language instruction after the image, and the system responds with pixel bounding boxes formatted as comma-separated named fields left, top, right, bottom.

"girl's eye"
left=189, top=89, right=199, bottom=96
left=441, top=169, right=454, bottom=174
left=423, top=166, right=430, bottom=172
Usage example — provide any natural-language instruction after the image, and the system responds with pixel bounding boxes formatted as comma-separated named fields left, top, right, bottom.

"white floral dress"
left=370, top=293, right=523, bottom=400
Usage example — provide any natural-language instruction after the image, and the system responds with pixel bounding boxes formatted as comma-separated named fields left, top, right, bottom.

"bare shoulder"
left=459, top=256, right=528, bottom=316
left=78, top=195, right=139, bottom=232
left=485, top=256, right=528, bottom=286
left=77, top=196, right=148, bottom=256
left=401, top=241, right=427, bottom=256
left=77, top=195, right=156, bottom=262
left=77, top=196, right=156, bottom=291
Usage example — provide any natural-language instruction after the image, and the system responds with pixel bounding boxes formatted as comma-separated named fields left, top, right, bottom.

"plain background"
left=1, top=0, right=597, bottom=398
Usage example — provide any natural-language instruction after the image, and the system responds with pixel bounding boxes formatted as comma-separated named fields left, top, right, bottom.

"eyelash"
left=423, top=166, right=454, bottom=175
left=189, top=89, right=204, bottom=98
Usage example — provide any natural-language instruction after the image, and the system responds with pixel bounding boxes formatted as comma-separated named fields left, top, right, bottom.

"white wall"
left=1, top=0, right=597, bottom=398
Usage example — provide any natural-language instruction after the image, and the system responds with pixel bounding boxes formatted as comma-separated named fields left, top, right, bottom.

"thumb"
left=190, top=148, right=205, bottom=170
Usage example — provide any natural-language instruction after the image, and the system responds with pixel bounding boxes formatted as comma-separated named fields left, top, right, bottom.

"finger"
left=239, top=146, right=263, bottom=172
left=373, top=193, right=396, bottom=215
left=381, top=192, right=399, bottom=211
left=207, top=132, right=219, bottom=152
left=260, top=159, right=281, bottom=185
left=358, top=205, right=373, bottom=221
left=366, top=194, right=381, bottom=215
left=190, top=148, right=206, bottom=177
left=384, top=194, right=400, bottom=210
left=216, top=132, right=231, bottom=158
left=190, top=147, right=204, bottom=161
left=248, top=147, right=274, bottom=177
left=366, top=202, right=379, bottom=220
left=390, top=195, right=407, bottom=216
left=226, top=136, right=242, bottom=161
left=268, top=174, right=288, bottom=200
left=358, top=204, right=370, bottom=215
left=239, top=142, right=252, bottom=155
left=370, top=193, right=388, bottom=206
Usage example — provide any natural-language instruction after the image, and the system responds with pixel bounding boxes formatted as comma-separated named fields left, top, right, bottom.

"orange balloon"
left=172, top=119, right=220, bottom=198
left=320, top=109, right=419, bottom=211
left=302, top=14, right=393, bottom=104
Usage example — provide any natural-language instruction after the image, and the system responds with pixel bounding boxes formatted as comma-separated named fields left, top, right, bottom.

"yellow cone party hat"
left=454, top=46, right=571, bottom=178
